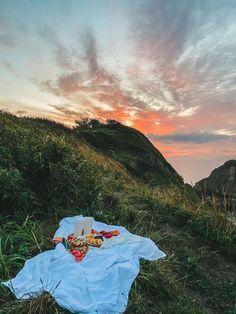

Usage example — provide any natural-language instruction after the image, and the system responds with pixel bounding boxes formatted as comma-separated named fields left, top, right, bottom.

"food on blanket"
left=53, top=228, right=120, bottom=263
left=69, top=243, right=89, bottom=262
left=105, top=233, right=113, bottom=239
left=86, top=234, right=94, bottom=239
left=73, top=239, right=86, bottom=247
left=52, top=237, right=63, bottom=243
left=100, top=230, right=120, bottom=238
left=75, top=251, right=82, bottom=257
left=94, top=235, right=103, bottom=240
left=80, top=246, right=87, bottom=254
left=91, top=229, right=100, bottom=235
left=67, top=234, right=77, bottom=242
left=65, top=234, right=90, bottom=262
left=92, top=239, right=102, bottom=246
left=91, top=229, right=120, bottom=238
left=85, top=236, right=103, bottom=247
left=111, top=230, right=120, bottom=236
left=70, top=249, right=84, bottom=262
left=70, top=249, right=78, bottom=255
left=75, top=256, right=83, bottom=262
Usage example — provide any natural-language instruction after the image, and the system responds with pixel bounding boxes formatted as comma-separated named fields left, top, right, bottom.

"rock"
left=194, top=160, right=236, bottom=212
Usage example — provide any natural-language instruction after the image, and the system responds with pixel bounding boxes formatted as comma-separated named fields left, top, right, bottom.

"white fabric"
left=3, top=216, right=166, bottom=313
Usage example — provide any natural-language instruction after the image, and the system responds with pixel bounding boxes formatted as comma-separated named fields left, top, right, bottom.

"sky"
left=0, top=0, right=236, bottom=184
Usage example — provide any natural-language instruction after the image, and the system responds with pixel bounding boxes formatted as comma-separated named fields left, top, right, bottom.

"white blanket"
left=3, top=216, right=166, bottom=313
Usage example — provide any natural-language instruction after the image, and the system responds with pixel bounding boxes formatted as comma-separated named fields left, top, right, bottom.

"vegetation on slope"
left=194, top=159, right=236, bottom=214
left=0, top=111, right=235, bottom=314
left=74, top=118, right=183, bottom=186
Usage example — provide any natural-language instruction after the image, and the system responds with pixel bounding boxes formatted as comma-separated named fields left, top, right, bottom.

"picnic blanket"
left=3, top=216, right=166, bottom=313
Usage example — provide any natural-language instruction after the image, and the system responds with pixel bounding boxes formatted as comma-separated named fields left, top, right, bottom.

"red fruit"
left=105, top=233, right=112, bottom=238
left=70, top=250, right=78, bottom=255
left=91, top=229, right=100, bottom=234
left=74, top=250, right=82, bottom=257
left=75, top=255, right=83, bottom=262
left=111, top=230, right=120, bottom=236
left=75, top=250, right=83, bottom=260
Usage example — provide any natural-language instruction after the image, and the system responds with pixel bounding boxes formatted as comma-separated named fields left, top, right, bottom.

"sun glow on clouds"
left=178, top=106, right=199, bottom=117
left=0, top=0, right=236, bottom=183
left=215, top=129, right=236, bottom=136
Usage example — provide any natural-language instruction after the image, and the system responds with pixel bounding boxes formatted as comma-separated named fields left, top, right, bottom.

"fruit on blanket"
left=59, top=229, right=123, bottom=261
left=75, top=251, right=83, bottom=262
left=91, top=229, right=120, bottom=238
left=67, top=234, right=76, bottom=242
left=86, top=234, right=94, bottom=239
left=75, top=251, right=82, bottom=257
left=85, top=236, right=103, bottom=247
left=74, top=239, right=85, bottom=247
left=52, top=228, right=121, bottom=262
left=70, top=249, right=84, bottom=262
left=53, top=233, right=92, bottom=262
left=105, top=233, right=112, bottom=239
left=91, top=229, right=100, bottom=235
left=111, top=230, right=120, bottom=236
left=80, top=246, right=88, bottom=254
left=75, top=256, right=83, bottom=262
left=70, top=249, right=78, bottom=255
left=100, top=231, right=119, bottom=238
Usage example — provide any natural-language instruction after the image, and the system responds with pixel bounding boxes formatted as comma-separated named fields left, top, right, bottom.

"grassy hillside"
left=75, top=118, right=183, bottom=186
left=194, top=160, right=236, bottom=215
left=0, top=111, right=235, bottom=314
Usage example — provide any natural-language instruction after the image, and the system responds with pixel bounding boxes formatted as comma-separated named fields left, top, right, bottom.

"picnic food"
left=85, top=235, right=103, bottom=247
left=99, top=230, right=120, bottom=238
left=52, top=229, right=121, bottom=262
left=65, top=236, right=89, bottom=261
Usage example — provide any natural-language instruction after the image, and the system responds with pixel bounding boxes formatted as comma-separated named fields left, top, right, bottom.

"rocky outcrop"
left=194, top=160, right=236, bottom=212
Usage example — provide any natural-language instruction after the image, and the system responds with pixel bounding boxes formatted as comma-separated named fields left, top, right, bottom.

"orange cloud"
left=131, top=110, right=175, bottom=135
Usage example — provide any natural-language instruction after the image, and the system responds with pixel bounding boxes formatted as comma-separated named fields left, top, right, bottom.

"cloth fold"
left=3, top=216, right=166, bottom=313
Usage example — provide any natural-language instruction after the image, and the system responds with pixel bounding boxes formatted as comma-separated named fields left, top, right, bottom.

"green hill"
left=75, top=118, right=183, bottom=186
left=0, top=111, right=235, bottom=314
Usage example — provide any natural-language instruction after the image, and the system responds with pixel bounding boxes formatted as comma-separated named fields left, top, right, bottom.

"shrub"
left=0, top=168, right=41, bottom=215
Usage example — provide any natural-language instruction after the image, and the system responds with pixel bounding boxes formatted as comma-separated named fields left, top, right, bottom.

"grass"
left=75, top=119, right=183, bottom=186
left=0, top=111, right=235, bottom=313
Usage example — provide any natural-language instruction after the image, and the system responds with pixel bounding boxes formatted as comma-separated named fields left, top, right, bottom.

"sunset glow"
left=0, top=0, right=235, bottom=183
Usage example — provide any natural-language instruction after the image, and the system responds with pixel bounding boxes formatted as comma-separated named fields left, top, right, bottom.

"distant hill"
left=194, top=160, right=236, bottom=212
left=75, top=119, right=183, bottom=186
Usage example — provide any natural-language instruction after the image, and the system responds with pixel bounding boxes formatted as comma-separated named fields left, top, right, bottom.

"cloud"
left=35, top=5, right=236, bottom=137
left=0, top=33, right=16, bottom=48
left=81, top=29, right=99, bottom=75
left=148, top=132, right=236, bottom=144
left=39, top=25, right=78, bottom=71
left=50, top=104, right=83, bottom=121
left=39, top=29, right=151, bottom=125
left=45, top=72, right=82, bottom=96
left=133, top=0, right=193, bottom=60
left=127, top=0, right=236, bottom=122
left=215, top=128, right=236, bottom=136
left=178, top=106, right=199, bottom=117
left=0, top=59, right=14, bottom=71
